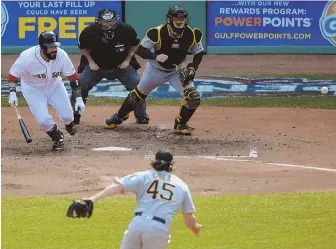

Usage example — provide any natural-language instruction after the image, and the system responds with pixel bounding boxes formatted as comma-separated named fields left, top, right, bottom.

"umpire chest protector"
left=147, top=24, right=202, bottom=69
left=79, top=23, right=139, bottom=69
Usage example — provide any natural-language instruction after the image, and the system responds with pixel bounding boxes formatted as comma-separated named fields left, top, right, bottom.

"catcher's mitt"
left=175, top=63, right=196, bottom=87
left=66, top=199, right=94, bottom=218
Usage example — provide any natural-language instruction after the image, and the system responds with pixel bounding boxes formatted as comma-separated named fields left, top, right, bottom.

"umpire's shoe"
left=136, top=114, right=150, bottom=125
left=65, top=121, right=76, bottom=136
left=174, top=122, right=194, bottom=136
left=106, top=113, right=129, bottom=129
left=73, top=113, right=81, bottom=125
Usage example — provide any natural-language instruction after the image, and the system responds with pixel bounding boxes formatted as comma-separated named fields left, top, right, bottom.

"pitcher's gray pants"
left=120, top=216, right=171, bottom=249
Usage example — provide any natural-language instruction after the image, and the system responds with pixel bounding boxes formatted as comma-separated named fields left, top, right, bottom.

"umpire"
left=72, top=8, right=149, bottom=125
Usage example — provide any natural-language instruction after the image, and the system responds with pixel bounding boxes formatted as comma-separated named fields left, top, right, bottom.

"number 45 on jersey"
left=147, top=180, right=176, bottom=201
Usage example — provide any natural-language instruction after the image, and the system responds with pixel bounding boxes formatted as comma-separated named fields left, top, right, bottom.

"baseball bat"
left=13, top=105, right=32, bottom=143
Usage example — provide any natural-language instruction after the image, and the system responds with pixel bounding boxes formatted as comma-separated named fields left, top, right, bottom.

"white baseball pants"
left=120, top=216, right=171, bottom=249
left=22, top=82, right=73, bottom=132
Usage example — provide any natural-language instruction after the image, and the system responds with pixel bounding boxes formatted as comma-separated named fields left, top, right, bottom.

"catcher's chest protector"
left=156, top=25, right=194, bottom=69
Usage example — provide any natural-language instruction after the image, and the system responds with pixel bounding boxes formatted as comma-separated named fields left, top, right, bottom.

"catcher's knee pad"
left=183, top=87, right=200, bottom=109
left=129, top=88, right=147, bottom=105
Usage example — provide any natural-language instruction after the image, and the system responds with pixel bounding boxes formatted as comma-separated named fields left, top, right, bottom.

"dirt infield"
left=1, top=54, right=336, bottom=197
left=2, top=106, right=336, bottom=196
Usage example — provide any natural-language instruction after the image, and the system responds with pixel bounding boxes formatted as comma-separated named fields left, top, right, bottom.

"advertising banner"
left=1, top=0, right=122, bottom=47
left=207, top=0, right=336, bottom=47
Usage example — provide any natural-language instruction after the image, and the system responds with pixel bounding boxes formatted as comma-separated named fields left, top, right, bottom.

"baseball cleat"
left=136, top=114, right=150, bottom=125
left=105, top=113, right=126, bottom=129
left=174, top=123, right=194, bottom=136
left=52, top=132, right=64, bottom=151
left=47, top=125, right=65, bottom=151
left=53, top=139, right=64, bottom=151
left=73, top=113, right=81, bottom=125
left=65, top=121, right=76, bottom=136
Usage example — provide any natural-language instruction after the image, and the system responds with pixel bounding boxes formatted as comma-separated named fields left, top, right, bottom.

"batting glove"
left=75, top=97, right=86, bottom=115
left=8, top=92, right=18, bottom=107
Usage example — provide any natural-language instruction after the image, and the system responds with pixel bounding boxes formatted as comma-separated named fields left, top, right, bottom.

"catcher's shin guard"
left=117, top=88, right=147, bottom=117
left=106, top=88, right=146, bottom=129
left=46, top=124, right=64, bottom=151
left=174, top=87, right=200, bottom=135
left=183, top=87, right=201, bottom=110
left=174, top=120, right=195, bottom=136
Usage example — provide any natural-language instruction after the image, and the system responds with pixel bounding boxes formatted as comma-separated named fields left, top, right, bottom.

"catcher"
left=66, top=150, right=202, bottom=249
left=105, top=5, right=204, bottom=135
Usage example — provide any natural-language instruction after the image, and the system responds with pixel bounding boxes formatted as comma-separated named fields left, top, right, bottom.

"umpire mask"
left=97, top=8, right=119, bottom=39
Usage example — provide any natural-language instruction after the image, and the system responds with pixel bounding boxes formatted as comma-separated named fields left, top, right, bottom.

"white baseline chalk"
left=266, top=162, right=336, bottom=173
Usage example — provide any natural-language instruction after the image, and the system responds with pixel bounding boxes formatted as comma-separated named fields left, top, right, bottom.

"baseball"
left=320, top=87, right=329, bottom=95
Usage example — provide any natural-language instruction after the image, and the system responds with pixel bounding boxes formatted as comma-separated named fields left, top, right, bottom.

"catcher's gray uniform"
left=116, top=169, right=195, bottom=249
left=105, top=8, right=205, bottom=135
left=137, top=26, right=204, bottom=96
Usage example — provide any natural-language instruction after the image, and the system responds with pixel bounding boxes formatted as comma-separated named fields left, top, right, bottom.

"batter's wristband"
left=70, top=80, right=82, bottom=98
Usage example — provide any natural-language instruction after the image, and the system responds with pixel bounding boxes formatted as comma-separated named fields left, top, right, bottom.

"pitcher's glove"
left=66, top=199, right=94, bottom=218
left=175, top=63, right=196, bottom=87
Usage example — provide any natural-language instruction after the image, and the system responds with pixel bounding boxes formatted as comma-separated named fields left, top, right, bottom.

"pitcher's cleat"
left=105, top=113, right=127, bottom=129
left=174, top=123, right=194, bottom=136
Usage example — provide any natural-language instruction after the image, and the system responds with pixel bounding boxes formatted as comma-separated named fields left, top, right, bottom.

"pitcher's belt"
left=135, top=212, right=166, bottom=224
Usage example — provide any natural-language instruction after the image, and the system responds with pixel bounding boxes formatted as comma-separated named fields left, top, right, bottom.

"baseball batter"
left=8, top=31, right=86, bottom=151
left=67, top=150, right=202, bottom=249
left=106, top=5, right=204, bottom=136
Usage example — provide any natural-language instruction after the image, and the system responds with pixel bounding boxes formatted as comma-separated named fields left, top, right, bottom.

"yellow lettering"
left=19, top=17, right=36, bottom=39
left=78, top=17, right=95, bottom=36
left=38, top=17, right=57, bottom=36
left=59, top=17, right=76, bottom=38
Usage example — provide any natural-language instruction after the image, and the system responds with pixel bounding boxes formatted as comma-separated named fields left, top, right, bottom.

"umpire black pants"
left=71, top=65, right=147, bottom=119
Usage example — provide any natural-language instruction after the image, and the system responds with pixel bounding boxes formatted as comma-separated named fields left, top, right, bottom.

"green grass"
left=2, top=192, right=336, bottom=249
left=2, top=96, right=336, bottom=109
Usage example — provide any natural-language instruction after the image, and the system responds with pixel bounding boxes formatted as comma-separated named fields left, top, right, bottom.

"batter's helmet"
left=96, top=8, right=119, bottom=30
left=152, top=151, right=174, bottom=172
left=39, top=31, right=60, bottom=50
left=166, top=5, right=190, bottom=28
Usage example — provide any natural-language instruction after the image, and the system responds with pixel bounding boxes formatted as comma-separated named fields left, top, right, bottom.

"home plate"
left=92, top=146, right=132, bottom=152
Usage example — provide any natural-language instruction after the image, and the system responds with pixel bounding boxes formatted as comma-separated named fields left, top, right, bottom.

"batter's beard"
left=44, top=51, right=57, bottom=60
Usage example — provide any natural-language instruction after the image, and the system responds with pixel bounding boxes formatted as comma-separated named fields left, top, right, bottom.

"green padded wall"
left=125, top=1, right=206, bottom=51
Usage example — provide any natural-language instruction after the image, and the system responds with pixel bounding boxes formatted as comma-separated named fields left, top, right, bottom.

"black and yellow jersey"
left=145, top=24, right=203, bottom=70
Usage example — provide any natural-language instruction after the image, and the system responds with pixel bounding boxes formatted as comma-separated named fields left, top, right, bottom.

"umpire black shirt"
left=78, top=22, right=140, bottom=70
